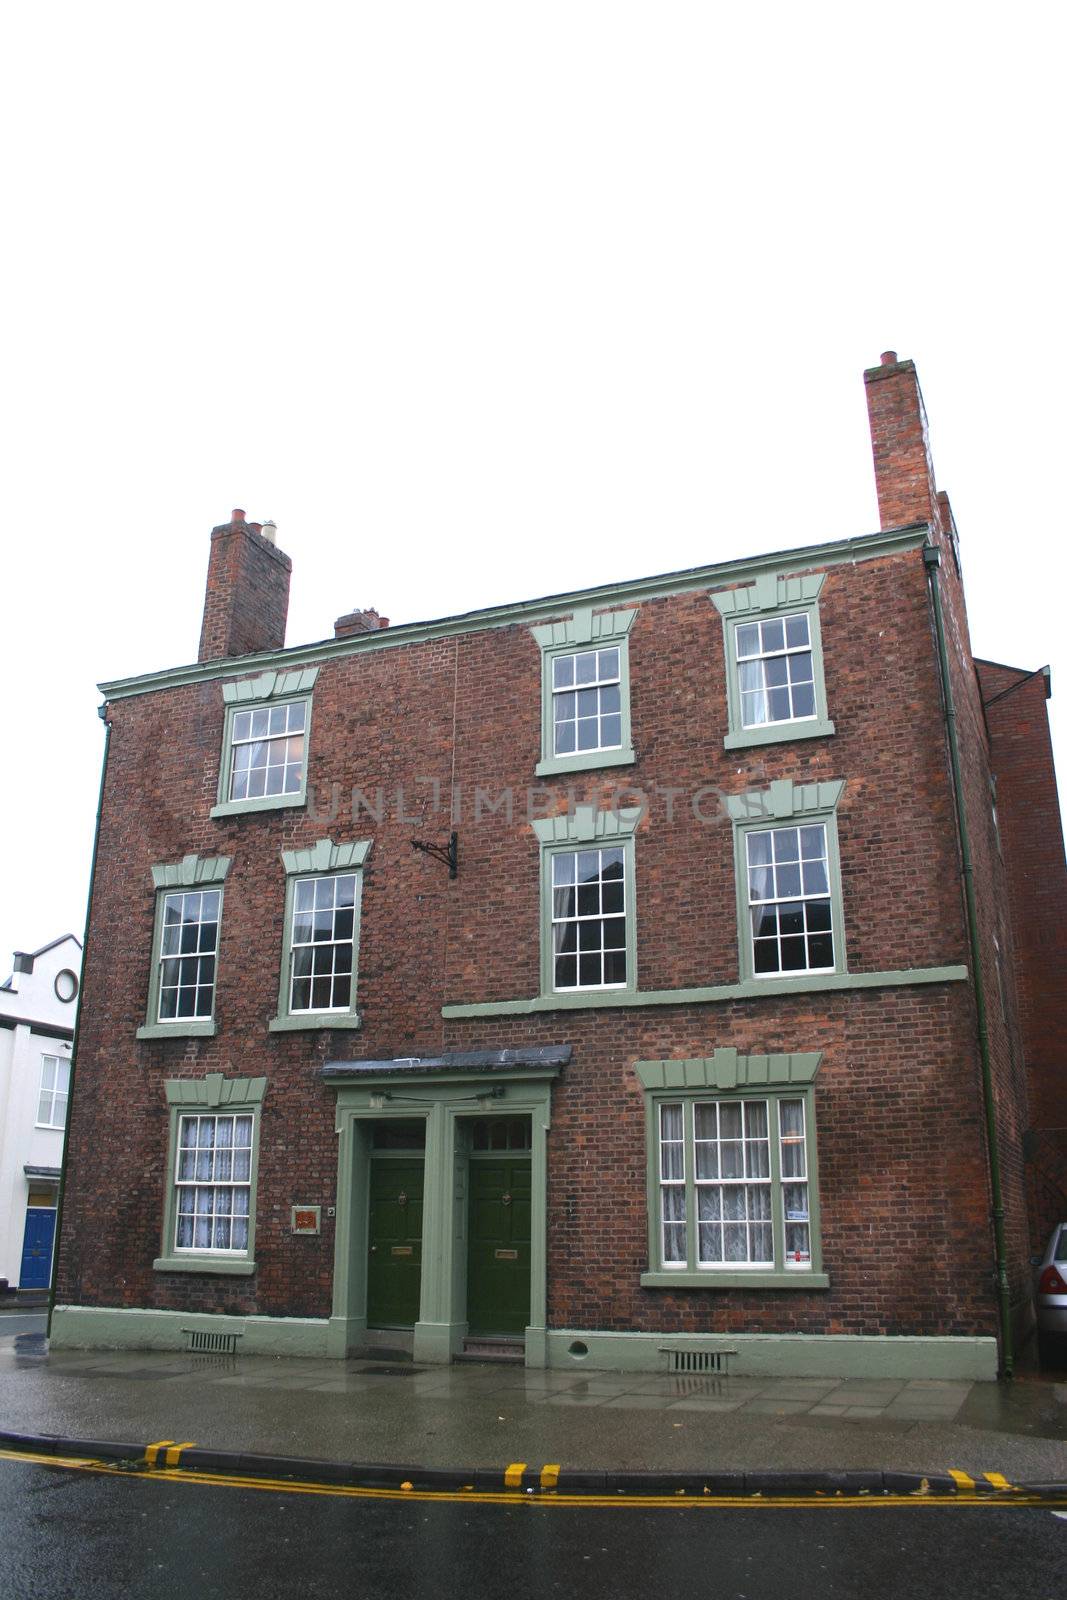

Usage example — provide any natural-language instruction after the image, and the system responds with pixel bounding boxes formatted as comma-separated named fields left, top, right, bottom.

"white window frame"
left=173, top=1111, right=255, bottom=1257
left=37, top=1054, right=70, bottom=1130
left=288, top=870, right=359, bottom=1015
left=735, top=610, right=819, bottom=731
left=745, top=821, right=836, bottom=978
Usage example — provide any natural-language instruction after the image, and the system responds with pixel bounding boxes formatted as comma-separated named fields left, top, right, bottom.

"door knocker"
left=502, top=1192, right=512, bottom=1207
left=397, top=1191, right=408, bottom=1208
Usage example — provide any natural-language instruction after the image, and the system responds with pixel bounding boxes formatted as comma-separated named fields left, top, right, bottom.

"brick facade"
left=55, top=356, right=1064, bottom=1375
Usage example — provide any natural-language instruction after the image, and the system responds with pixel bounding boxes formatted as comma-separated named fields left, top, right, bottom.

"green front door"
left=367, top=1159, right=424, bottom=1328
left=467, top=1159, right=531, bottom=1336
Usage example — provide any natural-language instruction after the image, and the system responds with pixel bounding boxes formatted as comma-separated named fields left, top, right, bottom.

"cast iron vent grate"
left=660, top=1347, right=735, bottom=1375
left=184, top=1329, right=242, bottom=1356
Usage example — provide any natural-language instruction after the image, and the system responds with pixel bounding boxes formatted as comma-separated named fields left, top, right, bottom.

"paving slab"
left=2, top=1318, right=1066, bottom=1483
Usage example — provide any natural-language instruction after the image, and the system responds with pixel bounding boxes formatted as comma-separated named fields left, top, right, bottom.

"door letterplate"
left=494, top=1248, right=518, bottom=1260
left=391, top=1245, right=414, bottom=1256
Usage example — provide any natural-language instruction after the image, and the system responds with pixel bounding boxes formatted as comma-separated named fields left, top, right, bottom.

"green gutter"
left=48, top=708, right=111, bottom=1336
left=924, top=543, right=1013, bottom=1378
left=98, top=524, right=929, bottom=703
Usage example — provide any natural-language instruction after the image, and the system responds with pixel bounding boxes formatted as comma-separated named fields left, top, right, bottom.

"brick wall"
left=56, top=539, right=1012, bottom=1342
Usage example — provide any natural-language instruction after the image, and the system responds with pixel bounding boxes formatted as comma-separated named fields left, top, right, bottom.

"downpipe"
left=924, top=543, right=1013, bottom=1377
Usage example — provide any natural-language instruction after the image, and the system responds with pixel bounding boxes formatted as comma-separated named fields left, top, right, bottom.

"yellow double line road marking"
left=1, top=1449, right=1060, bottom=1511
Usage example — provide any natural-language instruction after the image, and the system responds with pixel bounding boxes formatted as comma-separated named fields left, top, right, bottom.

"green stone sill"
left=137, top=1020, right=217, bottom=1041
left=153, top=1255, right=255, bottom=1276
left=441, top=965, right=968, bottom=1017
left=535, top=747, right=636, bottom=778
left=268, top=1012, right=363, bottom=1033
left=641, top=1270, right=830, bottom=1290
left=724, top=718, right=835, bottom=751
left=210, top=792, right=306, bottom=820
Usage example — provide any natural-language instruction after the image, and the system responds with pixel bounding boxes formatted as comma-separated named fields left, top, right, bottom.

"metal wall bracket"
left=411, top=831, right=458, bottom=878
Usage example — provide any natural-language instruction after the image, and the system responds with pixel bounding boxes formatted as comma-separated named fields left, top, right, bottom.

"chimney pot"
left=231, top=508, right=246, bottom=525
left=261, top=520, right=278, bottom=544
left=334, top=607, right=389, bottom=639
left=880, top=350, right=898, bottom=367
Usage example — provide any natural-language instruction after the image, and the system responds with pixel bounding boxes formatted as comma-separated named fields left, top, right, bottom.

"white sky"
left=2, top=2, right=1064, bottom=967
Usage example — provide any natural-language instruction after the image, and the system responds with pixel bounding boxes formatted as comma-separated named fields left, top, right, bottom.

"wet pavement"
left=3, top=1312, right=1066, bottom=1482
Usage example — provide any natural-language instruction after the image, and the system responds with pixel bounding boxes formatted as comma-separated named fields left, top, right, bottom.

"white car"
left=1035, top=1223, right=1067, bottom=1358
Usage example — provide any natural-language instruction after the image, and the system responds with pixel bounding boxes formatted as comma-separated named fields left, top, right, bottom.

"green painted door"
left=367, top=1159, right=424, bottom=1328
left=467, top=1159, right=531, bottom=1336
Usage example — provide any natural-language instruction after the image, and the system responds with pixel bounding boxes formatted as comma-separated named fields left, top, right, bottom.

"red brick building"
left=52, top=354, right=1066, bottom=1379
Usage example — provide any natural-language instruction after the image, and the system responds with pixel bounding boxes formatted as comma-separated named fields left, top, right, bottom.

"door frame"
left=326, top=1064, right=560, bottom=1365
left=20, top=1204, right=58, bottom=1289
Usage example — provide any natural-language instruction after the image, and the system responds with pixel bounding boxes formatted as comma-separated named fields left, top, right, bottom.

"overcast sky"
left=2, top=2, right=1064, bottom=969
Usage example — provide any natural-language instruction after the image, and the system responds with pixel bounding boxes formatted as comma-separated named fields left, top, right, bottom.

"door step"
left=456, top=1337, right=525, bottom=1364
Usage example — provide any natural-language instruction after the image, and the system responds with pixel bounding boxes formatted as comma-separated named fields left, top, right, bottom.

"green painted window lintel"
left=152, top=1255, right=256, bottom=1277
left=210, top=792, right=307, bottom=821
left=724, top=719, right=835, bottom=752
left=640, top=1270, right=830, bottom=1290
left=137, top=1020, right=218, bottom=1041
left=268, top=1012, right=363, bottom=1033
left=534, top=746, right=636, bottom=778
left=440, top=964, right=969, bottom=1017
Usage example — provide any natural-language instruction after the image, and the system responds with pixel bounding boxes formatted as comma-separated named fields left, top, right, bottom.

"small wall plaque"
left=291, top=1206, right=321, bottom=1235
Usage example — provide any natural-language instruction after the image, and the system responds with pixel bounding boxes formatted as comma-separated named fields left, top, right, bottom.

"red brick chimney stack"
left=863, top=351, right=943, bottom=536
left=198, top=508, right=293, bottom=663
left=334, top=607, right=390, bottom=639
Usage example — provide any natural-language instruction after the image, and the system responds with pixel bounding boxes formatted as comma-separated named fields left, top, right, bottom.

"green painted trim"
left=99, top=525, right=929, bottom=703
left=211, top=689, right=314, bottom=819
left=535, top=747, right=635, bottom=778
left=136, top=1020, right=218, bottom=1041
left=221, top=666, right=319, bottom=705
left=724, top=719, right=835, bottom=751
left=267, top=1013, right=362, bottom=1033
left=441, top=965, right=969, bottom=1017
left=328, top=1073, right=557, bottom=1363
left=532, top=607, right=636, bottom=776
left=543, top=1328, right=998, bottom=1379
left=634, top=1050, right=822, bottom=1091
left=639, top=1270, right=830, bottom=1289
left=210, top=792, right=306, bottom=820
left=281, top=838, right=373, bottom=875
left=50, top=1304, right=329, bottom=1357
left=164, top=1073, right=267, bottom=1107
left=641, top=1077, right=824, bottom=1281
left=536, top=821, right=638, bottom=1000
left=270, top=840, right=371, bottom=1031
left=530, top=604, right=637, bottom=649
left=157, top=1073, right=266, bottom=1275
left=711, top=570, right=827, bottom=619
left=712, top=573, right=833, bottom=752
left=143, top=876, right=227, bottom=1035
left=730, top=781, right=847, bottom=985
left=530, top=802, right=644, bottom=845
left=152, top=1255, right=255, bottom=1276
left=150, top=853, right=232, bottom=890
left=724, top=778, right=846, bottom=823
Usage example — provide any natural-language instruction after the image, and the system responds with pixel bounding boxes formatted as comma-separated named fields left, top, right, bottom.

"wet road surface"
left=3, top=1455, right=1064, bottom=1600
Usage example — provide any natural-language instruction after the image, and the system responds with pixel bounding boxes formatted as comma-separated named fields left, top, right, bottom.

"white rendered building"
left=0, top=935, right=81, bottom=1290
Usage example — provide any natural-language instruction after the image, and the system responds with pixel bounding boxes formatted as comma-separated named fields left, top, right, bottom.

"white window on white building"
left=37, top=1055, right=70, bottom=1129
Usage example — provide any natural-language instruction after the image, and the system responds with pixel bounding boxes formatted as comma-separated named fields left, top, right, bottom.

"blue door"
left=19, top=1208, right=57, bottom=1289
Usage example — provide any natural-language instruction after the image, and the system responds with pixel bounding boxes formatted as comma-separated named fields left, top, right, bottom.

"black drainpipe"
left=48, top=704, right=111, bottom=1337
left=924, top=543, right=1013, bottom=1377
